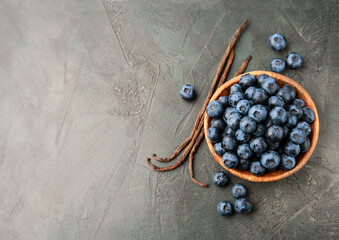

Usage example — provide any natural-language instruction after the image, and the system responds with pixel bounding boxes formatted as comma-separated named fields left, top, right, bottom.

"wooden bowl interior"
left=204, top=71, right=319, bottom=182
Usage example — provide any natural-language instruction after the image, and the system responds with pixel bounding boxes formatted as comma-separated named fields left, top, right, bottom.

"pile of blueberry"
left=206, top=73, right=315, bottom=176
left=213, top=171, right=252, bottom=216
left=268, top=33, right=303, bottom=73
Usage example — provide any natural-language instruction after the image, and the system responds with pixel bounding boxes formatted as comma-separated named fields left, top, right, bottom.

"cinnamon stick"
left=234, top=55, right=252, bottom=77
left=218, top=48, right=235, bottom=88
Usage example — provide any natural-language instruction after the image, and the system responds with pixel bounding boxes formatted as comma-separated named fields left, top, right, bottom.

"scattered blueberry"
left=231, top=184, right=247, bottom=199
left=269, top=33, right=287, bottom=51
left=180, top=85, right=196, bottom=100
left=265, top=125, right=284, bottom=143
left=252, top=88, right=268, bottom=104
left=218, top=96, right=229, bottom=107
left=235, top=198, right=253, bottom=213
left=236, top=99, right=252, bottom=115
left=250, top=161, right=266, bottom=176
left=222, top=135, right=237, bottom=151
left=284, top=141, right=300, bottom=156
left=211, top=118, right=226, bottom=130
left=296, top=121, right=311, bottom=136
left=280, top=154, right=296, bottom=170
left=261, top=76, right=279, bottom=95
left=226, top=112, right=242, bottom=129
left=300, top=137, right=311, bottom=153
left=270, top=58, right=286, bottom=73
left=288, top=104, right=303, bottom=119
left=302, top=107, right=315, bottom=123
left=235, top=129, right=251, bottom=143
left=286, top=53, right=303, bottom=69
left=228, top=92, right=245, bottom=107
left=239, top=73, right=256, bottom=90
left=250, top=137, right=268, bottom=153
left=253, top=124, right=266, bottom=137
left=289, top=128, right=307, bottom=144
left=230, top=84, right=243, bottom=93
left=222, top=152, right=239, bottom=169
left=206, top=100, right=224, bottom=118
left=217, top=200, right=233, bottom=216
left=207, top=127, right=223, bottom=143
left=268, top=96, right=285, bottom=108
left=212, top=171, right=229, bottom=186
left=214, top=142, right=226, bottom=156
left=237, top=144, right=253, bottom=160
left=237, top=158, right=251, bottom=170
left=270, top=107, right=287, bottom=125
left=249, top=104, right=268, bottom=123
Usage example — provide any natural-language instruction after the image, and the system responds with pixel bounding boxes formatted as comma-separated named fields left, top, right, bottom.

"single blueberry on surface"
left=237, top=144, right=253, bottom=160
left=266, top=125, right=284, bottom=143
left=288, top=104, right=303, bottom=119
left=249, top=104, right=268, bottom=123
left=261, top=150, right=281, bottom=170
left=296, top=121, right=311, bottom=136
left=250, top=137, right=268, bottom=153
left=257, top=74, right=270, bottom=85
left=292, top=98, right=305, bottom=108
left=214, top=142, right=226, bottom=156
left=228, top=92, right=245, bottom=107
left=286, top=53, right=303, bottom=69
left=218, top=96, right=229, bottom=107
left=284, top=141, right=300, bottom=156
left=237, top=158, right=251, bottom=170
left=207, top=127, right=222, bottom=143
left=231, top=184, right=247, bottom=199
left=253, top=124, right=265, bottom=137
left=235, top=198, right=253, bottom=213
left=223, top=126, right=236, bottom=137
left=270, top=58, right=286, bottom=73
left=270, top=107, right=287, bottom=125
left=300, top=137, right=311, bottom=153
left=269, top=33, right=287, bottom=51
left=223, top=107, right=237, bottom=122
left=245, top=86, right=256, bottom=100
left=211, top=118, right=226, bottom=130
left=289, top=128, right=307, bottom=144
left=261, top=76, right=279, bottom=95
left=236, top=99, right=252, bottom=115
left=268, top=96, right=285, bottom=109
left=252, top=88, right=268, bottom=104
left=180, top=85, right=196, bottom=100
left=250, top=161, right=266, bottom=176
left=206, top=100, right=224, bottom=118
left=239, top=73, right=256, bottom=90
left=240, top=116, right=257, bottom=133
left=217, top=201, right=233, bottom=216
left=230, top=84, right=243, bottom=93
left=285, top=114, right=298, bottom=129
left=222, top=135, right=237, bottom=151
left=302, top=107, right=315, bottom=123
left=227, top=112, right=242, bottom=129
left=212, top=171, right=229, bottom=186
left=281, top=154, right=296, bottom=170
left=235, top=129, right=251, bottom=143
left=222, top=152, right=239, bottom=169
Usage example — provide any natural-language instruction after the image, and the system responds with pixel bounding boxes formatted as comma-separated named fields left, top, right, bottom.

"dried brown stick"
left=151, top=19, right=248, bottom=162
left=234, top=55, right=252, bottom=77
left=189, top=129, right=208, bottom=188
left=217, top=48, right=235, bottom=88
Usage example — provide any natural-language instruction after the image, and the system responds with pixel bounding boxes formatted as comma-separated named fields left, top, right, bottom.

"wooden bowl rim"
left=204, top=71, right=319, bottom=182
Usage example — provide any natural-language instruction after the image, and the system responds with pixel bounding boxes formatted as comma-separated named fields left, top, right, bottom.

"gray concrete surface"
left=0, top=0, right=338, bottom=239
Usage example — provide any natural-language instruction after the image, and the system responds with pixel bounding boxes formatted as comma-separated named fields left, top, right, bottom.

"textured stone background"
left=0, top=0, right=338, bottom=239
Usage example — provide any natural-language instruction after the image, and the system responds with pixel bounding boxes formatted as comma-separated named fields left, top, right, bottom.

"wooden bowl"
left=204, top=71, right=319, bottom=182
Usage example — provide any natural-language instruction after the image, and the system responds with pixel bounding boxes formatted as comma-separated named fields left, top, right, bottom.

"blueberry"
left=284, top=141, right=300, bottom=156
left=250, top=137, right=268, bottom=153
left=250, top=161, right=265, bottom=176
left=218, top=96, right=229, bottom=107
left=268, top=96, right=285, bottom=109
left=228, top=92, right=244, bottom=107
left=223, top=107, right=237, bottom=122
left=237, top=158, right=251, bottom=170
left=288, top=104, right=303, bottom=119
left=286, top=53, right=303, bottom=69
left=249, top=104, right=268, bottom=123
left=235, top=129, right=251, bottom=143
left=217, top=200, right=233, bottom=216
left=270, top=107, right=287, bottom=125
left=237, top=144, right=253, bottom=160
left=266, top=125, right=284, bottom=143
left=283, top=85, right=297, bottom=101
left=280, top=154, right=296, bottom=170
left=292, top=98, right=305, bottom=108
left=239, top=73, right=256, bottom=90
left=211, top=118, right=226, bottom=130
left=270, top=58, right=286, bottom=73
left=300, top=137, right=311, bottom=153
left=207, top=127, right=223, bottom=143
left=268, top=33, right=287, bottom=51
left=296, top=121, right=311, bottom=136
left=245, top=86, right=256, bottom=99
left=227, top=112, right=242, bottom=129
left=222, top=152, right=239, bottom=169
left=282, top=125, right=290, bottom=138
left=239, top=117, right=257, bottom=134
left=222, top=135, right=237, bottom=151
left=235, top=198, right=253, bottom=213
left=230, top=84, right=243, bottom=93
left=267, top=140, right=280, bottom=150
left=212, top=171, right=229, bottom=186
left=261, top=150, right=281, bottom=170
left=253, top=124, right=265, bottom=137
left=257, top=74, right=270, bottom=85
left=302, top=107, right=315, bottom=123
left=289, top=128, right=307, bottom=144
left=261, top=77, right=279, bottom=95
left=252, top=88, right=268, bottom=104
left=231, top=184, right=247, bottom=199
left=180, top=85, right=196, bottom=100
left=276, top=86, right=293, bottom=103
left=285, top=114, right=298, bottom=129
left=206, top=100, right=224, bottom=118
left=265, top=118, right=273, bottom=129
left=223, top=126, right=236, bottom=137
left=236, top=99, right=252, bottom=115
left=214, top=142, right=226, bottom=156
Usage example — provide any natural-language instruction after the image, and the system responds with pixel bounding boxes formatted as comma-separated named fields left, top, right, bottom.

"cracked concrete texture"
left=0, top=0, right=338, bottom=239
